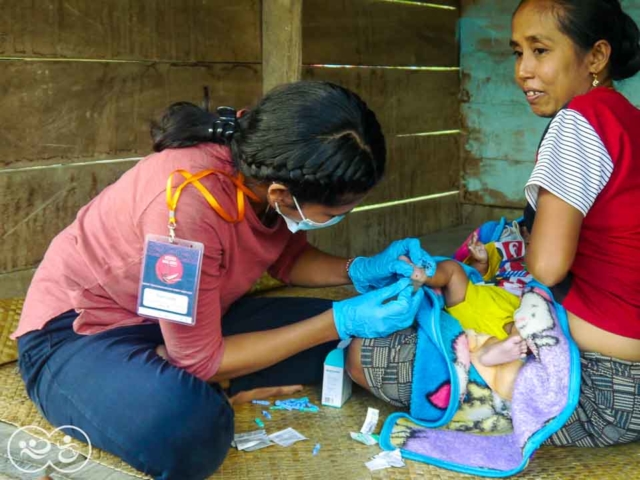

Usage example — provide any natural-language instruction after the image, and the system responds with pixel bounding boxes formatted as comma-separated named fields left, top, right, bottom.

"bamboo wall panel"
left=365, top=134, right=460, bottom=206
left=308, top=194, right=461, bottom=257
left=1, top=0, right=464, bottom=294
left=0, top=162, right=137, bottom=273
left=302, top=68, right=461, bottom=204
left=302, top=67, right=460, bottom=136
left=0, top=0, right=263, bottom=297
left=304, top=0, right=462, bottom=255
left=0, top=62, right=261, bottom=168
left=0, top=0, right=261, bottom=63
left=303, top=0, right=459, bottom=66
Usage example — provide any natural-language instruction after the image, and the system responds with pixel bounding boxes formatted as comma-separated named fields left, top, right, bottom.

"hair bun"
left=611, top=10, right=640, bottom=80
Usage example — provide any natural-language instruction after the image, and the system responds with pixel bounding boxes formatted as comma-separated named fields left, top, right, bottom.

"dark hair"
left=516, top=0, right=640, bottom=81
left=150, top=81, right=386, bottom=206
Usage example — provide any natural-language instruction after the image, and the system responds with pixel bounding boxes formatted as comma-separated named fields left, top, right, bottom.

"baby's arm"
left=400, top=257, right=468, bottom=307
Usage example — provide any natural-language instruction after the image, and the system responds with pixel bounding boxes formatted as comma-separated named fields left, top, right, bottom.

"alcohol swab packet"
left=360, top=407, right=380, bottom=435
left=365, top=449, right=405, bottom=471
left=234, top=429, right=270, bottom=451
left=365, top=457, right=389, bottom=472
left=350, top=432, right=378, bottom=446
left=242, top=438, right=274, bottom=452
left=377, top=449, right=405, bottom=467
left=268, top=427, right=308, bottom=447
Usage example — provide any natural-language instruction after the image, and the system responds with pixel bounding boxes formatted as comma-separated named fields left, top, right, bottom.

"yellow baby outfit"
left=447, top=242, right=524, bottom=399
left=446, top=282, right=520, bottom=340
left=447, top=243, right=520, bottom=340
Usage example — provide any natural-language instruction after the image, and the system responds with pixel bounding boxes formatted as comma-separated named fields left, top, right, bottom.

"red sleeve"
left=139, top=187, right=227, bottom=381
left=267, top=231, right=312, bottom=284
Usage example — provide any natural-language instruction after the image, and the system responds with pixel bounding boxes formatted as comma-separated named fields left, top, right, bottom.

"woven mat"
left=2, top=287, right=640, bottom=479
left=2, top=362, right=639, bottom=479
left=0, top=298, right=22, bottom=366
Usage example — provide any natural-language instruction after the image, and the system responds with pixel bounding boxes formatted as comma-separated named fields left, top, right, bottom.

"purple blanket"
left=380, top=285, right=581, bottom=476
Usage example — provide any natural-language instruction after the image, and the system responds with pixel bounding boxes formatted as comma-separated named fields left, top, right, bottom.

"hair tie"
left=212, top=106, right=237, bottom=143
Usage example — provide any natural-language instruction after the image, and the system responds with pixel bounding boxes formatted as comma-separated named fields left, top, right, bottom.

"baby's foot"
left=479, top=335, right=527, bottom=367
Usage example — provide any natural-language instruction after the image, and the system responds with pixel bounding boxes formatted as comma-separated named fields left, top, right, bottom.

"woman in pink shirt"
left=13, top=81, right=429, bottom=479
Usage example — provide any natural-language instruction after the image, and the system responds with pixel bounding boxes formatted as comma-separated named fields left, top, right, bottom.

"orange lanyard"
left=166, top=169, right=260, bottom=242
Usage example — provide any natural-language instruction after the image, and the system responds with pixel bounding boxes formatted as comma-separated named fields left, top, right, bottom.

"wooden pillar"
left=262, top=0, right=303, bottom=94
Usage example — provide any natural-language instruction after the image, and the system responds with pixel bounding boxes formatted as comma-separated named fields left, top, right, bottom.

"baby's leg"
left=478, top=334, right=527, bottom=367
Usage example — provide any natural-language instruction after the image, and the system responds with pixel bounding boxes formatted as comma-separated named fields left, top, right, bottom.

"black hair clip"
left=213, top=106, right=237, bottom=143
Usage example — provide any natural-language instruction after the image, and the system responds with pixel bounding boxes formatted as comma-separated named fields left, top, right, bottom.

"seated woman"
left=12, top=81, right=428, bottom=479
left=347, top=0, right=640, bottom=448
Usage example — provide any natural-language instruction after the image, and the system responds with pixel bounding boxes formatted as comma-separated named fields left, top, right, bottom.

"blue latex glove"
left=348, top=238, right=436, bottom=293
left=332, top=278, right=424, bottom=340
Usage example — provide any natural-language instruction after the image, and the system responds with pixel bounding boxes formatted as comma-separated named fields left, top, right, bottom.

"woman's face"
left=511, top=0, right=593, bottom=117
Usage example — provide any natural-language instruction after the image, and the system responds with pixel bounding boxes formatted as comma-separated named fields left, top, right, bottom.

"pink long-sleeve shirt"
left=12, top=143, right=310, bottom=380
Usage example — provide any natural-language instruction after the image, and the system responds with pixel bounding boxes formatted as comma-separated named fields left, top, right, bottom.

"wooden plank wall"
left=0, top=0, right=263, bottom=298
left=303, top=0, right=462, bottom=258
left=460, top=0, right=640, bottom=222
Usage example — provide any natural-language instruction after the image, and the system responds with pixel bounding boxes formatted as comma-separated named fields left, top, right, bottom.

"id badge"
left=137, top=234, right=204, bottom=326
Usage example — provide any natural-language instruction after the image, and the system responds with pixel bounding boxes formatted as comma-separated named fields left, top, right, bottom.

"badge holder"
left=136, top=215, right=204, bottom=326
left=137, top=170, right=219, bottom=326
left=136, top=168, right=259, bottom=326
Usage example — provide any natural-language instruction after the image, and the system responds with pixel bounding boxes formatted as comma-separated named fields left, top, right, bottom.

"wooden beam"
left=262, top=0, right=302, bottom=94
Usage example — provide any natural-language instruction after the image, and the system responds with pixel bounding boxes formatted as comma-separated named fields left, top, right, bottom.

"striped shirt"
left=524, top=87, right=640, bottom=339
left=525, top=109, right=613, bottom=216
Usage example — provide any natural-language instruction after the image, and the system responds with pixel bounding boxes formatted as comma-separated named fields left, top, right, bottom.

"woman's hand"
left=332, top=278, right=424, bottom=339
left=348, top=238, right=435, bottom=293
left=156, top=344, right=168, bottom=360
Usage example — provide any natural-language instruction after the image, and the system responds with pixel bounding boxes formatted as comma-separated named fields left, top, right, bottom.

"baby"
left=405, top=234, right=528, bottom=399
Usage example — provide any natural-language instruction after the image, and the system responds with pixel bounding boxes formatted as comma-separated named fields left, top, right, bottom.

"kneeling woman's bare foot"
left=479, top=335, right=527, bottom=367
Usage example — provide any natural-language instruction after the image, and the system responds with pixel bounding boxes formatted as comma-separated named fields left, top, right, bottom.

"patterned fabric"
left=360, top=327, right=417, bottom=407
left=546, top=351, right=640, bottom=447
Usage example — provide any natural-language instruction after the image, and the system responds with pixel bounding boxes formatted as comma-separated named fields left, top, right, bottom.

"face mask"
left=274, top=196, right=345, bottom=233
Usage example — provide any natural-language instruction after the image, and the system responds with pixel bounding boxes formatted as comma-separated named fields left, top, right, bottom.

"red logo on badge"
left=155, top=254, right=184, bottom=285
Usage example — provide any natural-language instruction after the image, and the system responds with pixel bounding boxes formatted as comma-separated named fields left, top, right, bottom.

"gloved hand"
left=332, top=278, right=424, bottom=339
left=348, top=238, right=436, bottom=293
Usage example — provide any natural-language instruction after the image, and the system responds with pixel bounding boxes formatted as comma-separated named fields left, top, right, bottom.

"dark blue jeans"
left=17, top=296, right=335, bottom=480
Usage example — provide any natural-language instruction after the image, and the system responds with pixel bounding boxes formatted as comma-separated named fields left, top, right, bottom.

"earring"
left=592, top=73, right=600, bottom=88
